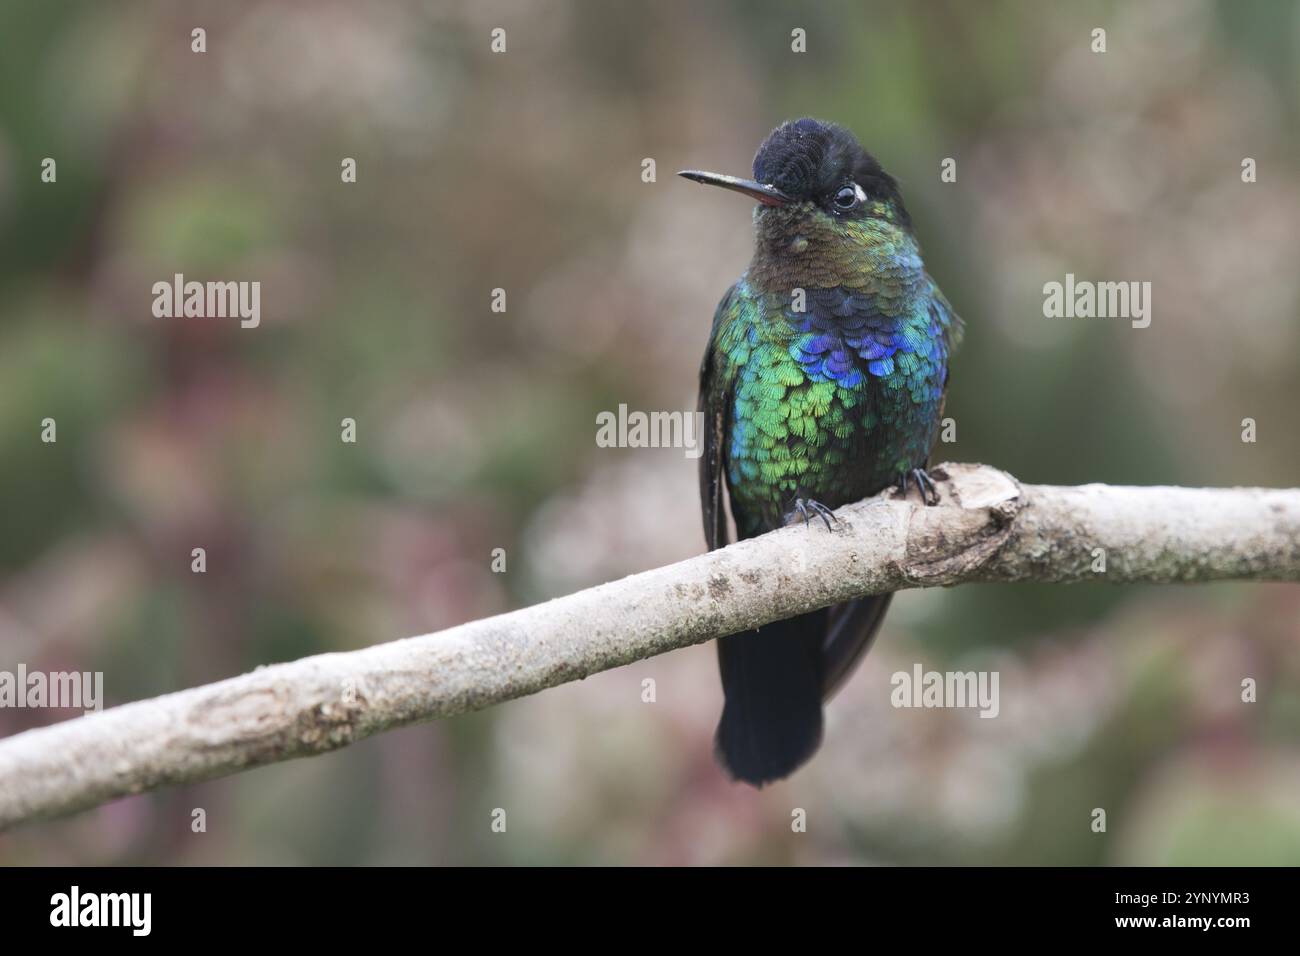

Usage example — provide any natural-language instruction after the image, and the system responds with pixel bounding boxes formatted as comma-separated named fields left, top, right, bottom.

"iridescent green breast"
left=709, top=269, right=958, bottom=538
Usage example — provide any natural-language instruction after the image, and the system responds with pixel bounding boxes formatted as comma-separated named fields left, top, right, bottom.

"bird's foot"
left=792, top=498, right=838, bottom=532
left=898, top=468, right=941, bottom=506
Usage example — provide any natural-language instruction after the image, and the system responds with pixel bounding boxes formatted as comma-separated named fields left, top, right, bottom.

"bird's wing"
left=927, top=278, right=964, bottom=355
left=926, top=282, right=962, bottom=458
left=698, top=282, right=747, bottom=551
left=821, top=593, right=893, bottom=700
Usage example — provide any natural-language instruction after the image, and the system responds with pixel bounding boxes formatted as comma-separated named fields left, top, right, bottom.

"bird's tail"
left=714, top=594, right=891, bottom=787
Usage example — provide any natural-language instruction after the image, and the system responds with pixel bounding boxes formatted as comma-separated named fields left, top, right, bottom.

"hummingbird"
left=681, top=118, right=963, bottom=786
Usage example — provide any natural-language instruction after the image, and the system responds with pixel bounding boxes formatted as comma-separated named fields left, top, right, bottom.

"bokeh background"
left=2, top=0, right=1299, bottom=865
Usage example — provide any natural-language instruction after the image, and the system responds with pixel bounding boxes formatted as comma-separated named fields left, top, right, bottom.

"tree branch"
left=2, top=463, right=1298, bottom=830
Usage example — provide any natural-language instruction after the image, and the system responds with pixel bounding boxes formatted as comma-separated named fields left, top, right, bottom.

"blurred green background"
left=2, top=0, right=1299, bottom=864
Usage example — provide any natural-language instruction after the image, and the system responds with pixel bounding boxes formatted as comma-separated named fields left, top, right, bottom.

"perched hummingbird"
left=681, top=118, right=963, bottom=786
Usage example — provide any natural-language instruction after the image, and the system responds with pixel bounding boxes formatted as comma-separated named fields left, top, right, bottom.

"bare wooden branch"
left=2, top=463, right=1298, bottom=830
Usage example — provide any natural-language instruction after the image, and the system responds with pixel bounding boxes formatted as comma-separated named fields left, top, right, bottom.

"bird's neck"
left=746, top=205, right=922, bottom=295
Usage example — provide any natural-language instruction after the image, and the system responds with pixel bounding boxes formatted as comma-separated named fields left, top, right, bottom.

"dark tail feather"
left=715, top=595, right=894, bottom=786
left=821, top=594, right=893, bottom=699
left=715, top=608, right=827, bottom=787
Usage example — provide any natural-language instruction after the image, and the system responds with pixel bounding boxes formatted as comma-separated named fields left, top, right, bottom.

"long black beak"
left=677, top=170, right=792, bottom=207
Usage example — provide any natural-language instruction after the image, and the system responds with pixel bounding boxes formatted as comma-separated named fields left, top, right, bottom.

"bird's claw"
left=794, top=498, right=838, bottom=532
left=898, top=468, right=941, bottom=506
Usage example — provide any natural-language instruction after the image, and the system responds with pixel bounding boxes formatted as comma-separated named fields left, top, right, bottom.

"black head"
left=680, top=118, right=911, bottom=229
left=753, top=118, right=909, bottom=223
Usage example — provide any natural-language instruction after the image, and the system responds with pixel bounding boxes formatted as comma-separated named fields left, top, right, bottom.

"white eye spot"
left=853, top=183, right=867, bottom=204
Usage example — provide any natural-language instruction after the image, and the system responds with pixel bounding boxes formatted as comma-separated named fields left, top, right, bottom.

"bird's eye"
left=833, top=184, right=863, bottom=211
